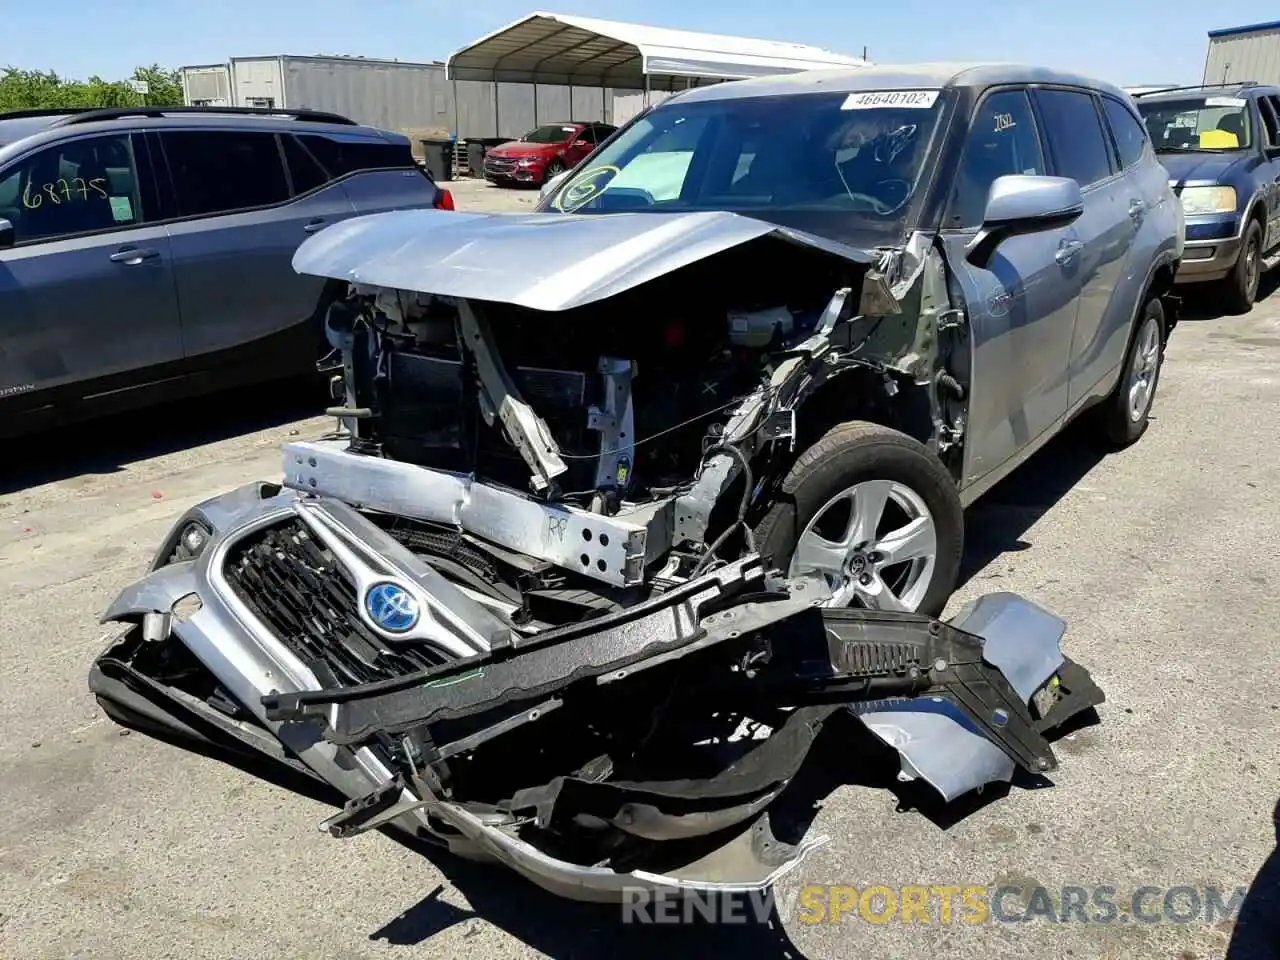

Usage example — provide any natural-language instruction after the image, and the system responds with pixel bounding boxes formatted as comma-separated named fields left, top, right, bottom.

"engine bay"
left=329, top=238, right=869, bottom=502
left=297, top=226, right=968, bottom=624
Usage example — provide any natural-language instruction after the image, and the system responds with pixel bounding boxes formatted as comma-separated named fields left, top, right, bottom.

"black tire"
left=543, top=158, right=565, bottom=184
left=1098, top=296, right=1165, bottom=447
left=753, top=421, right=964, bottom=618
left=1223, top=218, right=1262, bottom=315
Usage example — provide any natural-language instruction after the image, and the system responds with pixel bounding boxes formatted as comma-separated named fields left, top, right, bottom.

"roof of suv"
left=0, top=105, right=408, bottom=157
left=1132, top=82, right=1278, bottom=104
left=672, top=62, right=1130, bottom=105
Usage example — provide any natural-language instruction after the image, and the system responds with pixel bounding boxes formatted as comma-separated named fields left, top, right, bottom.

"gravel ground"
left=0, top=180, right=1276, bottom=959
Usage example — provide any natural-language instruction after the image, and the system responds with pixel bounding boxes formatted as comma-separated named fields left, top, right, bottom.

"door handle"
left=303, top=218, right=327, bottom=233
left=1055, top=238, right=1083, bottom=265
left=1128, top=198, right=1146, bottom=221
left=109, top=246, right=158, bottom=264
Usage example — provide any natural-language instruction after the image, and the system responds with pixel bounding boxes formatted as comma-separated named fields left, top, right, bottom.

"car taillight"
left=434, top=189, right=455, bottom=211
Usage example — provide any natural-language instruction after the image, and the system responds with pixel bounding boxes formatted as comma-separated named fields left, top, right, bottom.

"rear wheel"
left=753, top=422, right=964, bottom=617
left=1097, top=296, right=1164, bottom=447
left=1223, top=218, right=1262, bottom=314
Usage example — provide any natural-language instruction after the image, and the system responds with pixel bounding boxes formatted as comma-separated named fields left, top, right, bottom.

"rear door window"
left=1033, top=89, right=1115, bottom=187
left=160, top=130, right=290, bottom=217
left=1259, top=97, right=1280, bottom=149
left=296, top=134, right=414, bottom=178
left=948, top=88, right=1045, bottom=228
left=281, top=134, right=331, bottom=195
left=0, top=133, right=145, bottom=243
left=1101, top=97, right=1149, bottom=168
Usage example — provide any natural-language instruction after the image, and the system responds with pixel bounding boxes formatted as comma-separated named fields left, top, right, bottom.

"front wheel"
left=753, top=422, right=964, bottom=618
left=1223, top=218, right=1262, bottom=314
left=542, top=158, right=565, bottom=185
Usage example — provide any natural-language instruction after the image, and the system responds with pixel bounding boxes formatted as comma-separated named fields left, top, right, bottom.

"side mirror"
left=965, top=175, right=1084, bottom=269
left=539, top=170, right=569, bottom=202
left=0, top=218, right=12, bottom=249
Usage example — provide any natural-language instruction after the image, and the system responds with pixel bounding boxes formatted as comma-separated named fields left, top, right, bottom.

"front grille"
left=485, top=158, right=517, bottom=175
left=223, top=517, right=445, bottom=687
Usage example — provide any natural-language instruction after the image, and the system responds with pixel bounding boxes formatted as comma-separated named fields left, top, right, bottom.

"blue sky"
left=6, top=0, right=1276, bottom=88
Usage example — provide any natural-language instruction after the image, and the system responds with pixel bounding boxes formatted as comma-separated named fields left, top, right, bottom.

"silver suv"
left=0, top=106, right=452, bottom=435
left=90, top=64, right=1171, bottom=903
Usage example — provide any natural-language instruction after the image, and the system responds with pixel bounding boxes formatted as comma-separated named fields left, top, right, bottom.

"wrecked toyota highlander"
left=90, top=64, right=1174, bottom=901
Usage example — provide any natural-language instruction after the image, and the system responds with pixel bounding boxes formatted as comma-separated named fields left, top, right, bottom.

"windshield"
left=542, top=89, right=946, bottom=242
left=522, top=124, right=577, bottom=144
left=1137, top=96, right=1253, bottom=152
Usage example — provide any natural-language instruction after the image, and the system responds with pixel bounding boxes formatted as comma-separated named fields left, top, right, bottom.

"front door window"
left=0, top=134, right=142, bottom=244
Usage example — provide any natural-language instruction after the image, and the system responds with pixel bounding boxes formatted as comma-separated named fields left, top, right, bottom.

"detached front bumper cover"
left=91, top=490, right=1103, bottom=903
left=273, top=583, right=1098, bottom=781
left=260, top=560, right=1102, bottom=897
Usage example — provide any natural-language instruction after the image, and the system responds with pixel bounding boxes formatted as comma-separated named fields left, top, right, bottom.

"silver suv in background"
left=0, top=106, right=454, bottom=436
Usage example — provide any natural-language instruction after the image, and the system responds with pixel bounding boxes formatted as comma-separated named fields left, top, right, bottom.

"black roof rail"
left=0, top=107, right=96, bottom=120
left=46, top=105, right=360, bottom=127
left=1132, top=80, right=1260, bottom=98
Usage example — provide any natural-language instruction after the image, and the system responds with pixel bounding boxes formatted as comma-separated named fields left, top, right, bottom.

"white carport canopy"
left=446, top=11, right=869, bottom=92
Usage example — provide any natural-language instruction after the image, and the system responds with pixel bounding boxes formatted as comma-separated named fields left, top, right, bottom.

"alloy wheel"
left=788, top=479, right=938, bottom=612
left=1126, top=313, right=1161, bottom=423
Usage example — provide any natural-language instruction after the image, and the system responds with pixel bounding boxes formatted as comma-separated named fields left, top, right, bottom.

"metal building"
left=180, top=55, right=614, bottom=141
left=448, top=11, right=869, bottom=130
left=180, top=14, right=868, bottom=147
left=180, top=64, right=232, bottom=106
left=1203, top=20, right=1280, bottom=86
left=181, top=56, right=455, bottom=134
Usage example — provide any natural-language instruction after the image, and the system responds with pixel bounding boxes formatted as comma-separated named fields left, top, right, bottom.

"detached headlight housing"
left=1180, top=185, right=1237, bottom=216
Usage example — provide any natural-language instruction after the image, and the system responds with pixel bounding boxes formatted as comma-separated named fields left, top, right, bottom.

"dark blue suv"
left=0, top=105, right=454, bottom=437
left=1134, top=82, right=1280, bottom=312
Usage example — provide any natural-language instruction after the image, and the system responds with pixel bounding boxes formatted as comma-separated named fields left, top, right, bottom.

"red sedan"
left=482, top=121, right=617, bottom=187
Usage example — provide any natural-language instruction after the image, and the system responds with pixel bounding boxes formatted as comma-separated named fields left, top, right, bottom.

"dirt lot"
left=0, top=181, right=1277, bottom=960
left=445, top=176, right=544, bottom=212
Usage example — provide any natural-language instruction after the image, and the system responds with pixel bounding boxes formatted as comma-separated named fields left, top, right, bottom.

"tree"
left=0, top=65, right=185, bottom=112
left=130, top=65, right=184, bottom=106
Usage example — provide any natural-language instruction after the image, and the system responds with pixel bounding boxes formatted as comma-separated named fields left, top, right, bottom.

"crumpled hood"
left=292, top=208, right=874, bottom=313
left=1159, top=150, right=1249, bottom=187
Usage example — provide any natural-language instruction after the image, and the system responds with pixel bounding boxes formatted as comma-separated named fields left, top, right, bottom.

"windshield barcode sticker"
left=842, top=90, right=939, bottom=110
